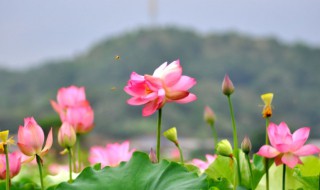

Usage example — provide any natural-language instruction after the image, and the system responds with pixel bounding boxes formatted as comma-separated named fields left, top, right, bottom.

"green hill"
left=1, top=27, right=319, bottom=150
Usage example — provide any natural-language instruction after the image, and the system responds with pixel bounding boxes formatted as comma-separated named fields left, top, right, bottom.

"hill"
left=1, top=27, right=319, bottom=150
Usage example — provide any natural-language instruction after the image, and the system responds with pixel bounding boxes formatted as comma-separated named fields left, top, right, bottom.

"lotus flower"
left=124, top=60, right=197, bottom=116
left=64, top=106, right=94, bottom=134
left=51, top=85, right=95, bottom=134
left=88, top=141, right=135, bottom=167
left=257, top=122, right=320, bottom=168
left=58, top=122, right=77, bottom=148
left=0, top=152, right=21, bottom=179
left=192, top=154, right=217, bottom=172
left=51, top=86, right=88, bottom=111
left=17, top=117, right=53, bottom=162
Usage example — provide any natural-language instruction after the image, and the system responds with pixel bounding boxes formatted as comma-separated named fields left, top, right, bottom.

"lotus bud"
left=149, top=148, right=158, bottom=163
left=163, top=127, right=178, bottom=146
left=216, top=139, right=233, bottom=157
left=222, top=74, right=234, bottom=96
left=261, top=93, right=273, bottom=118
left=204, top=106, right=216, bottom=126
left=58, top=122, right=76, bottom=148
left=241, top=136, right=252, bottom=154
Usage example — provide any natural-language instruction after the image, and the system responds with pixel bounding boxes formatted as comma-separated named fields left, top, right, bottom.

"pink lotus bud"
left=0, top=152, right=21, bottom=179
left=58, top=122, right=77, bottom=148
left=204, top=106, right=216, bottom=126
left=17, top=117, right=53, bottom=161
left=149, top=148, right=158, bottom=163
left=222, top=74, right=234, bottom=96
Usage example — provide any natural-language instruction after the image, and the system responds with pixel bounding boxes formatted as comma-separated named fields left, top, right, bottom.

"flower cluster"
left=51, top=86, right=94, bottom=134
left=124, top=60, right=197, bottom=116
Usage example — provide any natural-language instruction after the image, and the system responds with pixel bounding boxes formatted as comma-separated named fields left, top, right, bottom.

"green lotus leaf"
left=55, top=151, right=208, bottom=190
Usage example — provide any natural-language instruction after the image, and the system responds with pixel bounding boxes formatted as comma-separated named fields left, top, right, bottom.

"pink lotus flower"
left=17, top=117, right=53, bottom=162
left=124, top=60, right=197, bottom=116
left=0, top=152, right=21, bottom=179
left=58, top=122, right=77, bottom=148
left=88, top=141, right=136, bottom=167
left=64, top=106, right=94, bottom=134
left=51, top=85, right=95, bottom=134
left=51, top=86, right=88, bottom=111
left=192, top=154, right=217, bottom=172
left=257, top=122, right=320, bottom=168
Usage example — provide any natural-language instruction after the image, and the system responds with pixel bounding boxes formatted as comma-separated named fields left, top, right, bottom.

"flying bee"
left=114, top=55, right=120, bottom=60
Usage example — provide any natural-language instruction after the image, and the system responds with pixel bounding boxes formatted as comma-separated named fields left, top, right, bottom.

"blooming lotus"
left=17, top=117, right=53, bottom=162
left=88, top=141, right=135, bottom=167
left=51, top=85, right=88, bottom=112
left=0, top=152, right=21, bottom=179
left=192, top=154, right=217, bottom=172
left=64, top=106, right=94, bottom=134
left=124, top=60, right=197, bottom=116
left=257, top=122, right=320, bottom=168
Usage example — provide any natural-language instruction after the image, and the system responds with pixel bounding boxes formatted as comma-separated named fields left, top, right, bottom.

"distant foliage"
left=0, top=27, right=319, bottom=149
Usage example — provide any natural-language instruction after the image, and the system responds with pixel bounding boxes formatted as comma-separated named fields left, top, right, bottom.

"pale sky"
left=1, top=0, right=320, bottom=70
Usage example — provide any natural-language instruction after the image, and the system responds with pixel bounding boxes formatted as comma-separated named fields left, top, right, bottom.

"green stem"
left=36, top=155, right=44, bottom=190
left=227, top=95, right=241, bottom=184
left=245, top=154, right=254, bottom=190
left=76, top=134, right=81, bottom=172
left=72, top=145, right=76, bottom=172
left=232, top=157, right=237, bottom=190
left=4, top=144, right=10, bottom=190
left=265, top=117, right=270, bottom=190
left=265, top=117, right=270, bottom=145
left=68, top=147, right=73, bottom=183
left=177, top=144, right=184, bottom=165
left=156, top=109, right=162, bottom=162
left=282, top=164, right=286, bottom=190
left=210, top=123, right=218, bottom=150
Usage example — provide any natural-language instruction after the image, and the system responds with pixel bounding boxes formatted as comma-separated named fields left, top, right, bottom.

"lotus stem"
left=282, top=164, right=286, bottom=190
left=177, top=144, right=184, bottom=165
left=36, top=154, right=44, bottom=190
left=210, top=123, right=218, bottom=150
left=245, top=154, right=254, bottom=190
left=68, top=147, right=73, bottom=183
left=265, top=117, right=270, bottom=190
left=4, top=144, right=10, bottom=190
left=156, top=108, right=162, bottom=162
left=227, top=95, right=241, bottom=184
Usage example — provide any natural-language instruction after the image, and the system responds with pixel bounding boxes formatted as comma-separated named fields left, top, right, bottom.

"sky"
left=1, top=0, right=320, bottom=70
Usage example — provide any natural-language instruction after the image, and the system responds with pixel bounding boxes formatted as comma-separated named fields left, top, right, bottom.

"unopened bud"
left=149, top=148, right=158, bottom=163
left=216, top=139, right=233, bottom=157
left=204, top=106, right=216, bottom=126
left=58, top=122, right=77, bottom=148
left=163, top=127, right=178, bottom=145
left=241, top=136, right=252, bottom=154
left=222, top=74, right=235, bottom=96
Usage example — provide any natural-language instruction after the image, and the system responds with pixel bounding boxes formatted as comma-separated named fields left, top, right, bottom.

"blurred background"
left=1, top=0, right=320, bottom=160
